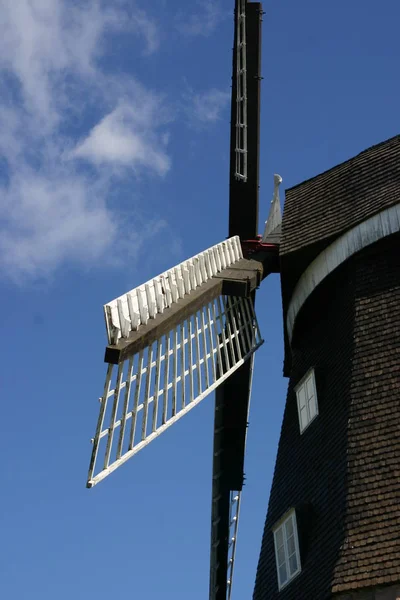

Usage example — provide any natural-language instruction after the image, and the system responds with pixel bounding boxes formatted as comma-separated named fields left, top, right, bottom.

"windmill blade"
left=226, top=489, right=243, bottom=598
left=209, top=2, right=264, bottom=597
left=103, top=237, right=243, bottom=347
left=229, top=0, right=263, bottom=241
left=234, top=0, right=248, bottom=182
left=87, top=237, right=265, bottom=488
left=210, top=352, right=255, bottom=600
left=88, top=296, right=262, bottom=488
left=208, top=184, right=281, bottom=599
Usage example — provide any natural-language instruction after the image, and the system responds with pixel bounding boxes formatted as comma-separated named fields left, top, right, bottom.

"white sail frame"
left=88, top=295, right=262, bottom=488
left=235, top=0, right=248, bottom=181
left=104, top=236, right=243, bottom=345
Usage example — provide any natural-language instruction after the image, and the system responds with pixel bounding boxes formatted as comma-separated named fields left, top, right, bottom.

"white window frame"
left=295, top=368, right=319, bottom=433
left=273, top=509, right=301, bottom=590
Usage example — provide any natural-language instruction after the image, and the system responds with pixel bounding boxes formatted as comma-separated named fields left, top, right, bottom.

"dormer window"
left=273, top=509, right=301, bottom=590
left=295, top=369, right=318, bottom=433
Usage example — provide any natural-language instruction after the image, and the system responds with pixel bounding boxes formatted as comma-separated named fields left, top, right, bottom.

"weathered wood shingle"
left=282, top=134, right=400, bottom=257
left=254, top=234, right=400, bottom=600
left=331, top=236, right=400, bottom=594
left=254, top=135, right=400, bottom=599
left=280, top=134, right=400, bottom=375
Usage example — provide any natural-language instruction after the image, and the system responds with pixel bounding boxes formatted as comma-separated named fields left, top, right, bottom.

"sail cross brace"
left=235, top=0, right=248, bottom=181
left=88, top=294, right=263, bottom=488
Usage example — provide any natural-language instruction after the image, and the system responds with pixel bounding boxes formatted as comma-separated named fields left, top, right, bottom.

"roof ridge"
left=286, top=133, right=400, bottom=193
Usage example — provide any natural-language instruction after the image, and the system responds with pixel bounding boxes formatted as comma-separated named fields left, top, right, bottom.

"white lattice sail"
left=227, top=490, right=242, bottom=598
left=87, top=294, right=262, bottom=487
left=235, top=0, right=247, bottom=181
left=104, top=236, right=243, bottom=345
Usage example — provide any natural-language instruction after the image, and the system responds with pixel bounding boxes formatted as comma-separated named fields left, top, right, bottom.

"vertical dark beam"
left=213, top=490, right=231, bottom=600
left=228, top=2, right=263, bottom=240
left=223, top=0, right=263, bottom=494
left=211, top=4, right=263, bottom=598
left=211, top=360, right=253, bottom=600
left=218, top=358, right=253, bottom=490
left=212, top=294, right=257, bottom=600
left=245, top=2, right=262, bottom=236
left=210, top=0, right=239, bottom=584
left=210, top=386, right=231, bottom=599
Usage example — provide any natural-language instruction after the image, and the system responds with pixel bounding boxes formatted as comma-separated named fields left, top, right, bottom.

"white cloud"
left=1, top=1, right=113, bottom=127
left=176, top=1, right=227, bottom=37
left=71, top=101, right=170, bottom=176
left=0, top=0, right=161, bottom=129
left=0, top=0, right=170, bottom=282
left=130, top=7, right=160, bottom=54
left=0, top=166, right=168, bottom=281
left=0, top=169, right=117, bottom=279
left=185, top=88, right=230, bottom=125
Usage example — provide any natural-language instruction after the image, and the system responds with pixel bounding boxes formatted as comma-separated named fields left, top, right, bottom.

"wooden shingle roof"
left=282, top=134, right=400, bottom=257
left=280, top=134, right=400, bottom=375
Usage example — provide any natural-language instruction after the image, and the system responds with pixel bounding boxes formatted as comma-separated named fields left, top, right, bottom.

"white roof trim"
left=287, top=202, right=400, bottom=343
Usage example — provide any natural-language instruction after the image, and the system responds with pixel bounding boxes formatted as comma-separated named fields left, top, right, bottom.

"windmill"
left=86, top=1, right=279, bottom=598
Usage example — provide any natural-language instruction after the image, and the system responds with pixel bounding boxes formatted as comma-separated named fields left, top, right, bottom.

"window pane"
left=300, top=405, right=308, bottom=430
left=308, top=394, right=317, bottom=420
left=279, top=563, right=288, bottom=586
left=277, top=543, right=286, bottom=566
left=289, top=552, right=298, bottom=575
left=287, top=533, right=295, bottom=556
left=275, top=526, right=283, bottom=548
left=275, top=513, right=301, bottom=588
left=297, top=386, right=306, bottom=410
left=306, top=374, right=315, bottom=400
left=275, top=525, right=283, bottom=546
left=285, top=516, right=294, bottom=537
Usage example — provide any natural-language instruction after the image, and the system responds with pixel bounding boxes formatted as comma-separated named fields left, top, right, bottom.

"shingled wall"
left=253, top=233, right=400, bottom=599
left=331, top=234, right=400, bottom=595
left=335, top=583, right=400, bottom=599
left=280, top=134, right=400, bottom=375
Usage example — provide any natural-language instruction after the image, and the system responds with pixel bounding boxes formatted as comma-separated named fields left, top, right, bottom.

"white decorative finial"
left=262, top=174, right=282, bottom=242
left=274, top=173, right=283, bottom=187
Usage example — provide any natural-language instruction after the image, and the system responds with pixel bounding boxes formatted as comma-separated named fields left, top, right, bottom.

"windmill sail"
left=210, top=2, right=264, bottom=598
left=234, top=0, right=248, bottom=181
left=86, top=2, right=271, bottom=599
left=103, top=237, right=243, bottom=347
left=87, top=237, right=264, bottom=488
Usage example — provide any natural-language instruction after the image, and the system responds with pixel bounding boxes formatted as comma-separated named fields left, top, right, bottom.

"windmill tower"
left=253, top=136, right=400, bottom=599
left=86, top=2, right=277, bottom=598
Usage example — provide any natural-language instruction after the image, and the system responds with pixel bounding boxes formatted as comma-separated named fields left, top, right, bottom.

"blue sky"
left=0, top=1, right=398, bottom=598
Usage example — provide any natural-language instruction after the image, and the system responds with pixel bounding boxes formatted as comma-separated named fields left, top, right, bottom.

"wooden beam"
left=244, top=1, right=262, bottom=233
left=228, top=2, right=262, bottom=240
